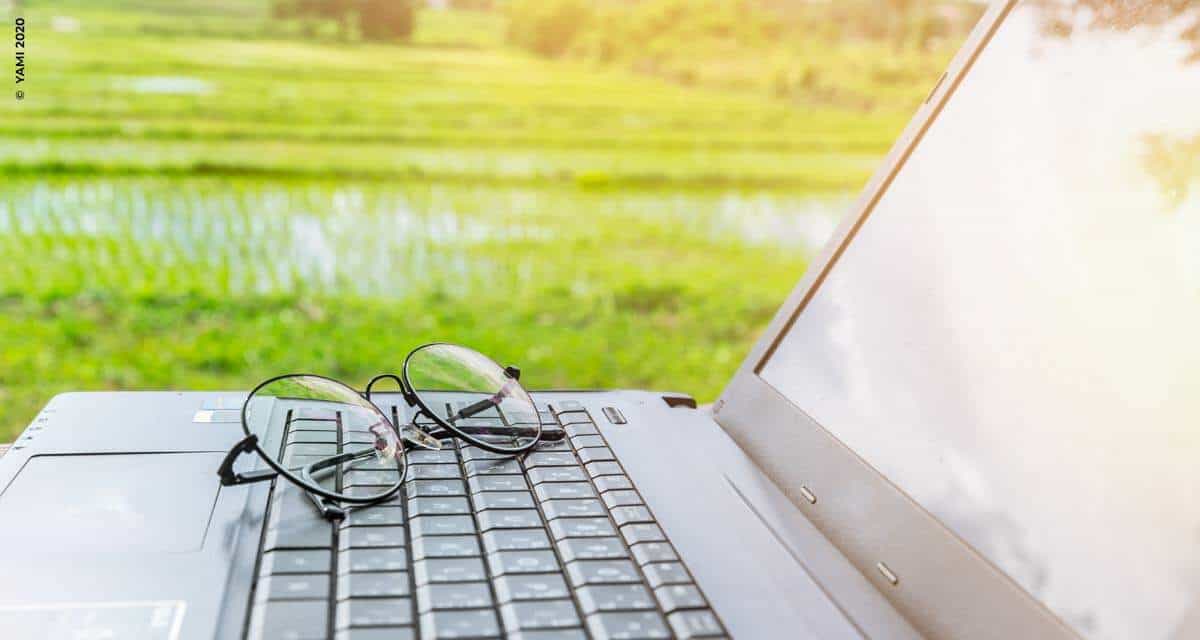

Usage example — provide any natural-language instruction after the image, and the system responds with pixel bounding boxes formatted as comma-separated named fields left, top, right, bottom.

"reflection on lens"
left=243, top=374, right=404, bottom=502
left=405, top=343, right=541, bottom=454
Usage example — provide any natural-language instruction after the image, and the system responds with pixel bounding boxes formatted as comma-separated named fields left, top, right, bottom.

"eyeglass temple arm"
left=425, top=423, right=565, bottom=441
left=299, top=448, right=380, bottom=521
left=447, top=366, right=523, bottom=423
left=217, top=434, right=279, bottom=486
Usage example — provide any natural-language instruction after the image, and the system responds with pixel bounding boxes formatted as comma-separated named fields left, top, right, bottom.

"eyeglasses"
left=216, top=342, right=563, bottom=520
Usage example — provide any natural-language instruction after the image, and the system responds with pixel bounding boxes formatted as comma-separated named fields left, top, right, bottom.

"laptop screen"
left=758, top=2, right=1200, bottom=639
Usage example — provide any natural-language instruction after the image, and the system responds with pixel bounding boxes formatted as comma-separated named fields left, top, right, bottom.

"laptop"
left=2, top=1, right=1197, bottom=638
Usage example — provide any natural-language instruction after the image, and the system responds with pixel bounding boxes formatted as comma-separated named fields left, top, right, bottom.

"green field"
left=0, top=1, right=962, bottom=441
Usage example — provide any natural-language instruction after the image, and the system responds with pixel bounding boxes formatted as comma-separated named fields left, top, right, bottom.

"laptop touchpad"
left=0, top=453, right=222, bottom=553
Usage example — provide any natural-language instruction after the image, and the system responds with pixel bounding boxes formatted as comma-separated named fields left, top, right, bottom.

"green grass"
left=0, top=1, right=960, bottom=440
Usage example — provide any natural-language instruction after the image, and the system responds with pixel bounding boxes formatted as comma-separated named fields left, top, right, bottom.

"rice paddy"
left=0, top=1, right=960, bottom=440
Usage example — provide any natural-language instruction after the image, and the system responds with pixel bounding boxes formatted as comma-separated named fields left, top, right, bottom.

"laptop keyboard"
left=246, top=402, right=728, bottom=640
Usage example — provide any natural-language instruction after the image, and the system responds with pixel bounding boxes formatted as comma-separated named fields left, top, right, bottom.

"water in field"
left=0, top=179, right=848, bottom=299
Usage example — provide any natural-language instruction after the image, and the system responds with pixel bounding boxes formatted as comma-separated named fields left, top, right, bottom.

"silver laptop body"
left=2, top=1, right=1197, bottom=638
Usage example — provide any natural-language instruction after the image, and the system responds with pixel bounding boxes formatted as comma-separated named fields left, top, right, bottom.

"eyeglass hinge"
left=217, top=434, right=276, bottom=486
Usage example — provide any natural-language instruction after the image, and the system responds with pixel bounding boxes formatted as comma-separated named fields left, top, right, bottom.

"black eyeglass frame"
left=216, top=344, right=563, bottom=520
left=217, top=372, right=408, bottom=507
left=397, top=342, right=546, bottom=455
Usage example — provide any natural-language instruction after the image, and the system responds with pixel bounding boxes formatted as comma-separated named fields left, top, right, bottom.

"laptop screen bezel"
left=713, top=1, right=1078, bottom=637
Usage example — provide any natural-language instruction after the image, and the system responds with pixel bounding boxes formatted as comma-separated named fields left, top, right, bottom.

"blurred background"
left=0, top=0, right=983, bottom=441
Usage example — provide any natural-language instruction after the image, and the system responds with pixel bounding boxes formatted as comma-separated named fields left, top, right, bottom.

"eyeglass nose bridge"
left=365, top=373, right=442, bottom=451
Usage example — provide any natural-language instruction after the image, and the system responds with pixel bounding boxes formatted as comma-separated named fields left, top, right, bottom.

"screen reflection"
left=761, top=2, right=1200, bottom=638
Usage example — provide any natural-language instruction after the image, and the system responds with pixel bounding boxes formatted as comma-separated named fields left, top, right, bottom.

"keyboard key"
left=468, top=475, right=529, bottom=493
left=643, top=562, right=690, bottom=588
left=586, top=611, right=670, bottom=640
left=278, top=429, right=336, bottom=444
left=474, top=491, right=536, bottom=510
left=493, top=573, right=571, bottom=602
left=343, top=432, right=378, bottom=446
left=353, top=457, right=408, bottom=471
left=411, top=535, right=481, bottom=560
left=287, top=430, right=337, bottom=444
left=557, top=538, right=627, bottom=562
left=450, top=400, right=500, bottom=417
left=457, top=418, right=505, bottom=430
left=282, top=452, right=326, bottom=469
left=577, top=585, right=656, bottom=614
left=585, top=462, right=624, bottom=478
left=340, top=547, right=408, bottom=573
left=570, top=435, right=606, bottom=449
left=292, top=407, right=338, bottom=421
left=406, top=479, right=466, bottom=498
left=420, top=609, right=501, bottom=639
left=542, top=499, right=606, bottom=520
left=487, top=550, right=559, bottom=576
left=342, top=506, right=405, bottom=527
left=534, top=482, right=595, bottom=501
left=282, top=451, right=328, bottom=465
left=460, top=446, right=511, bottom=462
left=507, top=629, right=587, bottom=640
left=610, top=506, right=653, bottom=526
left=406, top=449, right=458, bottom=464
left=564, top=423, right=599, bottom=437
left=667, top=610, right=724, bottom=638
left=264, top=520, right=334, bottom=551
left=260, top=549, right=332, bottom=575
left=335, top=598, right=414, bottom=628
left=413, top=558, right=487, bottom=585
left=285, top=443, right=338, bottom=457
left=345, top=486, right=401, bottom=499
left=620, top=524, right=666, bottom=546
left=338, top=571, right=410, bottom=598
left=593, top=476, right=634, bottom=493
left=409, top=464, right=464, bottom=480
left=601, top=491, right=643, bottom=509
left=577, top=448, right=615, bottom=464
left=654, top=584, right=706, bottom=612
left=504, top=404, right=538, bottom=421
left=565, top=560, right=641, bottom=587
left=524, top=452, right=578, bottom=468
left=334, top=628, right=415, bottom=640
left=408, top=496, right=471, bottom=517
left=339, top=526, right=406, bottom=550
left=344, top=470, right=402, bottom=487
left=500, top=600, right=581, bottom=631
left=481, top=528, right=551, bottom=553
left=548, top=518, right=616, bottom=540
left=478, top=509, right=542, bottom=531
left=630, top=543, right=677, bottom=565
left=265, top=489, right=333, bottom=550
left=411, top=515, right=476, bottom=537
left=528, top=467, right=588, bottom=484
left=532, top=439, right=571, bottom=452
left=556, top=411, right=592, bottom=425
left=417, top=582, right=493, bottom=612
left=247, top=599, right=328, bottom=640
left=465, top=459, right=523, bottom=476
left=255, top=574, right=330, bottom=601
